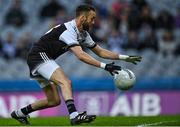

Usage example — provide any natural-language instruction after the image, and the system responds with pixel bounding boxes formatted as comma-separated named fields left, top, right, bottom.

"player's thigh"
left=37, top=60, right=59, bottom=80
left=38, top=80, right=60, bottom=102
left=36, top=60, right=70, bottom=85
left=50, top=67, right=71, bottom=85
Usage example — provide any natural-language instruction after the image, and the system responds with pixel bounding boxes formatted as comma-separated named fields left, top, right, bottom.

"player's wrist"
left=100, top=62, right=106, bottom=69
left=118, top=54, right=129, bottom=60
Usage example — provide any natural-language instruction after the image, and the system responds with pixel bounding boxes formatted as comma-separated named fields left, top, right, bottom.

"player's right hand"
left=105, top=62, right=121, bottom=76
left=124, top=56, right=142, bottom=65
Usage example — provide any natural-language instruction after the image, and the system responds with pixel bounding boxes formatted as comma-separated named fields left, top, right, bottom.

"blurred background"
left=0, top=0, right=180, bottom=118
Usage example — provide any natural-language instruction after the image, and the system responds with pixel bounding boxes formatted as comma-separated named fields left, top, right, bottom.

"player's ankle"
left=65, top=99, right=78, bottom=118
left=21, top=104, right=34, bottom=115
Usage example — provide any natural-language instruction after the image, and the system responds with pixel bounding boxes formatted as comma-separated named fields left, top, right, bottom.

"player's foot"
left=71, top=111, right=96, bottom=125
left=11, top=111, right=30, bottom=125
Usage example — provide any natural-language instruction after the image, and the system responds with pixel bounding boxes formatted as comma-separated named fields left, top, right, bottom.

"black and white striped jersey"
left=27, top=19, right=97, bottom=74
left=29, top=19, right=96, bottom=59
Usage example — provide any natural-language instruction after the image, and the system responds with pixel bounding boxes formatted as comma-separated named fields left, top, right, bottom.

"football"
left=113, top=69, right=136, bottom=90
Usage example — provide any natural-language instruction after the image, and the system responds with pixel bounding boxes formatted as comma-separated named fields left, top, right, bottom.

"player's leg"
left=29, top=60, right=78, bottom=120
left=14, top=59, right=95, bottom=125
left=48, top=67, right=77, bottom=118
left=11, top=80, right=60, bottom=125
left=49, top=67, right=96, bottom=125
left=30, top=80, right=61, bottom=110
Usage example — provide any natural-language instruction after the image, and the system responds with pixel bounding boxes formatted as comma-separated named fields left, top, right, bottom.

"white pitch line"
left=137, top=120, right=179, bottom=127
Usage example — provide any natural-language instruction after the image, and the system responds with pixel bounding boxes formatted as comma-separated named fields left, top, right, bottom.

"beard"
left=82, top=22, right=90, bottom=31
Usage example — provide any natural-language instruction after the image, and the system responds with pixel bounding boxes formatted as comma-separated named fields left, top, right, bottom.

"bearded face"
left=80, top=10, right=96, bottom=32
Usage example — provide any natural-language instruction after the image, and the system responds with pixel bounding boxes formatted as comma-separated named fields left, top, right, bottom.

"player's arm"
left=70, top=45, right=101, bottom=67
left=91, top=45, right=142, bottom=65
left=70, top=45, right=121, bottom=75
left=91, top=45, right=119, bottom=59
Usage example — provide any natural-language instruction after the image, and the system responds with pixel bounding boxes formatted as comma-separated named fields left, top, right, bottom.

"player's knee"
left=64, top=79, right=72, bottom=88
left=48, top=99, right=61, bottom=107
left=55, top=78, right=72, bottom=88
left=66, top=79, right=72, bottom=86
left=55, top=98, right=61, bottom=106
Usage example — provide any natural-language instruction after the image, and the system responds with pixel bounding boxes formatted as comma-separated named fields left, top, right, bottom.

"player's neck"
left=75, top=18, right=83, bottom=33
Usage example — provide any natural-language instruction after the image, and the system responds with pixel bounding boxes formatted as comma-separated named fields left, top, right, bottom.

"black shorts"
left=27, top=51, right=52, bottom=79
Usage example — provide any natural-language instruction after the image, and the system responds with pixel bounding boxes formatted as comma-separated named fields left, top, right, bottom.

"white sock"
left=15, top=109, right=26, bottom=117
left=70, top=111, right=78, bottom=119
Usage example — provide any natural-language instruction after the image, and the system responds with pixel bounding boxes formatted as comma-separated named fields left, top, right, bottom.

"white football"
left=113, top=69, right=136, bottom=90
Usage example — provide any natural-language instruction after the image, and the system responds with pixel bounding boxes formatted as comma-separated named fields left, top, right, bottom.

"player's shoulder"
left=64, top=19, right=77, bottom=33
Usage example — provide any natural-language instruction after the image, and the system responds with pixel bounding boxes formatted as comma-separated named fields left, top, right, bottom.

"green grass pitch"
left=0, top=115, right=180, bottom=126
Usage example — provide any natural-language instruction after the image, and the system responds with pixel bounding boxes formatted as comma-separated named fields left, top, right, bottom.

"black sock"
left=65, top=99, right=77, bottom=114
left=21, top=104, right=34, bottom=115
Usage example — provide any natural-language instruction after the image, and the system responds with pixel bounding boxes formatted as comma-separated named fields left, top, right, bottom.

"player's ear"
left=79, top=15, right=86, bottom=22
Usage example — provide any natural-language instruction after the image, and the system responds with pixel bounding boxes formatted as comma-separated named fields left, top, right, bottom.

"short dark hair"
left=76, top=4, right=96, bottom=17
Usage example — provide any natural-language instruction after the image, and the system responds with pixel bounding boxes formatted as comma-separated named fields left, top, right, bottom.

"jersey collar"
left=72, top=19, right=86, bottom=34
left=72, top=19, right=80, bottom=34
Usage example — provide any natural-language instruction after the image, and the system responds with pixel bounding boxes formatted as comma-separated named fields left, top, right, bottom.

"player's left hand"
left=124, top=56, right=142, bottom=65
left=104, top=62, right=121, bottom=76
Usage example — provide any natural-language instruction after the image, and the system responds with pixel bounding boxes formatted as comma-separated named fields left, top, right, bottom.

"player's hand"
left=105, top=62, right=121, bottom=76
left=124, top=56, right=142, bottom=65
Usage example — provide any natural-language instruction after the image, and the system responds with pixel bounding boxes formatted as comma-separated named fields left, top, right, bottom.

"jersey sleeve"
left=84, top=32, right=97, bottom=49
left=59, top=30, right=80, bottom=47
